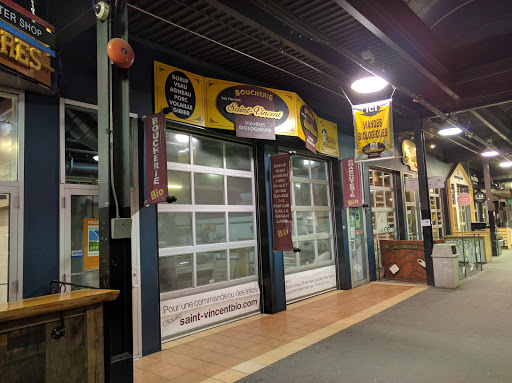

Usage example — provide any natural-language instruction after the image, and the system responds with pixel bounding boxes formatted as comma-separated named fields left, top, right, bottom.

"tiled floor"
left=134, top=282, right=427, bottom=383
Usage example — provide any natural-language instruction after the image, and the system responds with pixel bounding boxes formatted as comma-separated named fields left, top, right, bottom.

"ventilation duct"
left=65, top=109, right=98, bottom=151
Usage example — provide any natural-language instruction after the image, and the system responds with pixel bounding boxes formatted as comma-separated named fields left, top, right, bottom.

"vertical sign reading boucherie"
left=271, top=154, right=293, bottom=251
left=342, top=158, right=362, bottom=207
left=144, top=112, right=168, bottom=203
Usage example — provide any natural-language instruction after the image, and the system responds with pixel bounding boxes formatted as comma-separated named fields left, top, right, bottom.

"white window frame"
left=370, top=168, right=397, bottom=238
left=159, top=130, right=258, bottom=301
left=0, top=87, right=24, bottom=301
left=58, top=98, right=142, bottom=357
left=284, top=154, right=335, bottom=274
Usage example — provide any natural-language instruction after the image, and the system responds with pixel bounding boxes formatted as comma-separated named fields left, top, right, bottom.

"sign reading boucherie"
left=154, top=61, right=340, bottom=156
left=144, top=112, right=168, bottom=204
left=0, top=1, right=54, bottom=86
left=270, top=154, right=293, bottom=251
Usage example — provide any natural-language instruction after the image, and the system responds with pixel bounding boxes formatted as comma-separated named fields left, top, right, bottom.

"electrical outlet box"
left=111, top=218, right=132, bottom=239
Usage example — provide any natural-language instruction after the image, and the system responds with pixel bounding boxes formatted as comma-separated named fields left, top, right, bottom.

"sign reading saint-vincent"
left=144, top=112, right=168, bottom=204
left=216, top=85, right=289, bottom=140
left=154, top=61, right=340, bottom=156
left=270, top=154, right=293, bottom=251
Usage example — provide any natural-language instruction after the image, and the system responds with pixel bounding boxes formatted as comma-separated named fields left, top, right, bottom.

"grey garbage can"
left=432, top=244, right=459, bottom=289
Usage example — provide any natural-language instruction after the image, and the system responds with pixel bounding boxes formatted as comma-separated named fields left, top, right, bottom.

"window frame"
left=283, top=153, right=335, bottom=274
left=158, top=127, right=259, bottom=300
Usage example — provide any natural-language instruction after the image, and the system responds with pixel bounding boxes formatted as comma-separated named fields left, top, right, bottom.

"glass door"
left=0, top=186, right=20, bottom=302
left=348, top=206, right=369, bottom=286
left=61, top=185, right=99, bottom=287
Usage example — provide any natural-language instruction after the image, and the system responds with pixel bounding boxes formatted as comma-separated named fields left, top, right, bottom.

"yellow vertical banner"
left=353, top=99, right=393, bottom=161
left=154, top=61, right=205, bottom=127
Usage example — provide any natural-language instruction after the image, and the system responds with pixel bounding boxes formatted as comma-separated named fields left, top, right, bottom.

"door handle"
left=132, top=266, right=138, bottom=288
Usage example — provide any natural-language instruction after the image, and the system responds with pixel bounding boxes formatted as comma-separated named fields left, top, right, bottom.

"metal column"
left=97, top=3, right=134, bottom=382
left=416, top=122, right=435, bottom=286
left=483, top=160, right=497, bottom=256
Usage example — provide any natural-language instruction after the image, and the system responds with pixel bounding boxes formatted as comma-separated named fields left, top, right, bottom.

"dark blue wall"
left=23, top=93, right=60, bottom=298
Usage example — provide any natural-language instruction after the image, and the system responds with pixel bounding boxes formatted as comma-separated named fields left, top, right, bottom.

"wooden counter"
left=444, top=232, right=492, bottom=263
left=0, top=289, right=119, bottom=322
left=0, top=289, right=119, bottom=383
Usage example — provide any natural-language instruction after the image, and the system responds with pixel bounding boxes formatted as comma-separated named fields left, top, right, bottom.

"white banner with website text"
left=160, top=281, right=260, bottom=338
left=285, top=265, right=337, bottom=302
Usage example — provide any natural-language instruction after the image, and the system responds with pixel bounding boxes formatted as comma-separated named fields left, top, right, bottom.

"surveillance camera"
left=94, top=2, right=110, bottom=21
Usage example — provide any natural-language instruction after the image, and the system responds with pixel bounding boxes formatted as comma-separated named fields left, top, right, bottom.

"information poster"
left=353, top=99, right=393, bottom=161
left=83, top=218, right=99, bottom=271
left=285, top=265, right=337, bottom=302
left=144, top=112, right=168, bottom=204
left=270, top=153, right=293, bottom=251
left=160, top=281, right=260, bottom=337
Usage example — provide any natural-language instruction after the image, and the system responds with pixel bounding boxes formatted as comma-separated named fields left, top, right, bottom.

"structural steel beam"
left=470, top=108, right=512, bottom=147
left=333, top=0, right=461, bottom=101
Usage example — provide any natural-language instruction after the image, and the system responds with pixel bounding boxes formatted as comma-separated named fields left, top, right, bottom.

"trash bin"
left=432, top=244, right=459, bottom=289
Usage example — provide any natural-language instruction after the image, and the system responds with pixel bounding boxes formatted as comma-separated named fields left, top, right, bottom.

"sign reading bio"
left=342, top=158, right=362, bottom=207
left=160, top=281, right=260, bottom=338
left=353, top=99, right=393, bottom=161
left=0, top=0, right=55, bottom=86
left=144, top=112, right=168, bottom=204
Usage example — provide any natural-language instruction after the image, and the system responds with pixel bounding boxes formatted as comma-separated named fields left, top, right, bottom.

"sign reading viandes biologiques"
left=0, top=0, right=55, bottom=86
left=154, top=61, right=340, bottom=157
left=353, top=99, right=393, bottom=161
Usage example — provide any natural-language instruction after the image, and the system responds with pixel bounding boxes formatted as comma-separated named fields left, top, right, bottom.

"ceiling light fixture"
left=499, top=161, right=512, bottom=168
left=481, top=150, right=499, bottom=157
left=438, top=127, right=462, bottom=136
left=430, top=144, right=436, bottom=149
left=93, top=155, right=99, bottom=161
left=351, top=76, right=388, bottom=93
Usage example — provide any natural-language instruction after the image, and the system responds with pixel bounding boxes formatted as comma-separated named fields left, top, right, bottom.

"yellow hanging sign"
left=353, top=99, right=393, bottom=161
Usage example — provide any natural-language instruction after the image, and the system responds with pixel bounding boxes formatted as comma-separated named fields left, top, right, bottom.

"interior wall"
left=23, top=93, right=60, bottom=298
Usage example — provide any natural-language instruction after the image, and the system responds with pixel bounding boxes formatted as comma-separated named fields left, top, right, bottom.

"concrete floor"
left=239, top=250, right=512, bottom=383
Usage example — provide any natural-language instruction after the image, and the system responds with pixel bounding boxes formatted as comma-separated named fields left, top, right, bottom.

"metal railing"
left=444, top=234, right=483, bottom=279
left=48, top=280, right=99, bottom=294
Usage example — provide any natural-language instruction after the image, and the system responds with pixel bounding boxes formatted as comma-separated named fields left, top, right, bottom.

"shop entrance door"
left=0, top=186, right=20, bottom=302
left=60, top=184, right=142, bottom=357
left=348, top=207, right=369, bottom=287
left=60, top=185, right=100, bottom=287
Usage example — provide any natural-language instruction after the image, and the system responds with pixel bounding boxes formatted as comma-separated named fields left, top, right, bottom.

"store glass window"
left=370, top=169, right=397, bottom=239
left=158, top=132, right=257, bottom=294
left=64, top=105, right=99, bottom=184
left=283, top=156, right=334, bottom=271
left=404, top=174, right=420, bottom=240
left=429, top=188, right=444, bottom=240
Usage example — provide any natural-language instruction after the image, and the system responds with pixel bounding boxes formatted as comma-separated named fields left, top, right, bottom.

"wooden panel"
left=0, top=321, right=47, bottom=382
left=0, top=289, right=119, bottom=323
left=45, top=316, right=87, bottom=383
left=86, top=304, right=104, bottom=383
